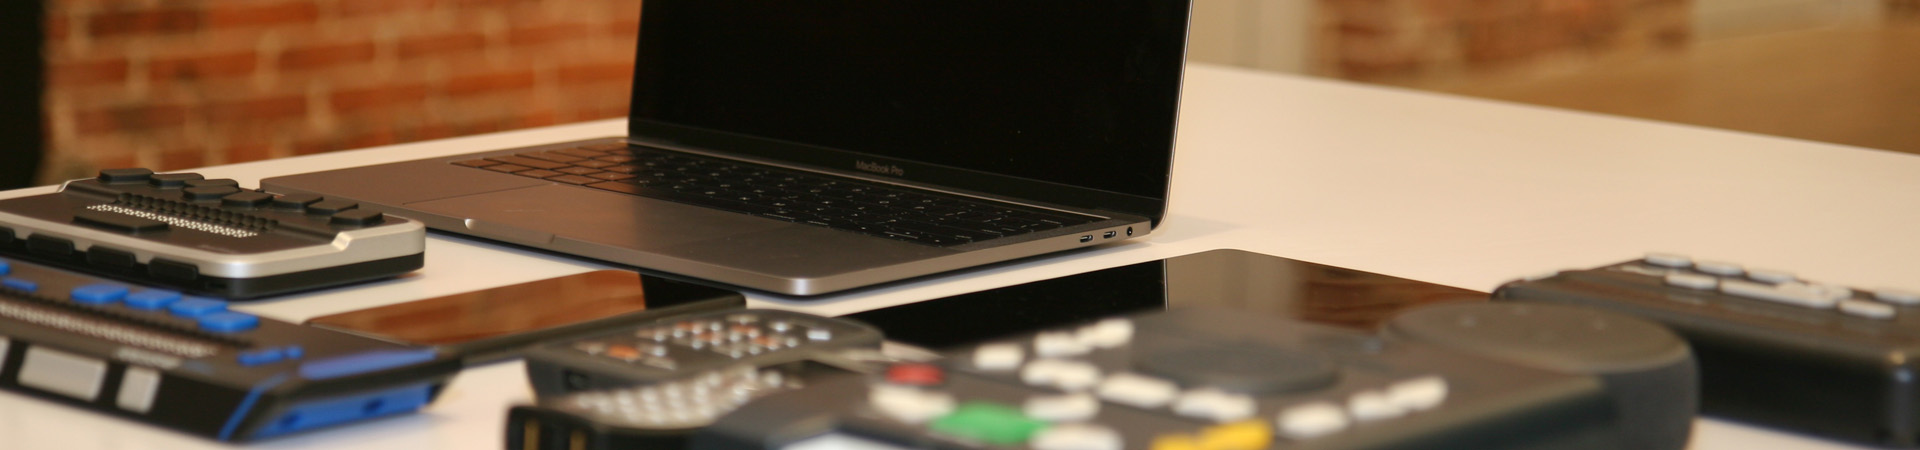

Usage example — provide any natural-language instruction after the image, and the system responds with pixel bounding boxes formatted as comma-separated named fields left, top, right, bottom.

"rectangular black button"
left=86, top=246, right=138, bottom=268
left=74, top=209, right=170, bottom=233
left=26, top=235, right=76, bottom=258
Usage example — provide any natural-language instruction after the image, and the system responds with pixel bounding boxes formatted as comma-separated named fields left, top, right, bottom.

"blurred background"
left=7, top=0, right=1918, bottom=189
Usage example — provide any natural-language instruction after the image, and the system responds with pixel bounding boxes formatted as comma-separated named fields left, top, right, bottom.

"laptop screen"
left=628, top=0, right=1189, bottom=205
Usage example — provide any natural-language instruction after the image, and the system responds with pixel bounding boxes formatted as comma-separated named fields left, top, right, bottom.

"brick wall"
left=1313, top=0, right=1693, bottom=86
left=41, top=0, right=641, bottom=183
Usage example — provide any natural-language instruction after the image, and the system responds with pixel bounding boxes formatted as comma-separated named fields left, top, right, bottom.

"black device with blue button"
left=0, top=168, right=426, bottom=299
left=0, top=256, right=461, bottom=441
left=1495, top=253, right=1920, bottom=448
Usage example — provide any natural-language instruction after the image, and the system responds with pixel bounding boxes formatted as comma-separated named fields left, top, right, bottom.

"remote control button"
left=869, top=384, right=955, bottom=423
left=1385, top=376, right=1449, bottom=411
left=306, top=199, right=358, bottom=215
left=1722, top=280, right=1841, bottom=308
left=184, top=179, right=239, bottom=188
left=1075, top=318, right=1134, bottom=349
left=886, top=363, right=945, bottom=386
left=2, top=277, right=39, bottom=293
left=929, top=402, right=1051, bottom=446
left=1746, top=268, right=1796, bottom=283
left=69, top=284, right=130, bottom=305
left=0, top=259, right=10, bottom=275
left=198, top=312, right=261, bottom=333
left=806, top=328, right=833, bottom=341
left=605, top=345, right=643, bottom=362
left=98, top=168, right=155, bottom=184
left=1877, top=289, right=1920, bottom=305
left=1276, top=402, right=1349, bottom=439
left=1030, top=423, right=1122, bottom=450
left=183, top=185, right=240, bottom=201
left=1197, top=421, right=1273, bottom=450
left=27, top=235, right=76, bottom=257
left=330, top=209, right=386, bottom=227
left=272, top=194, right=322, bottom=209
left=1839, top=299, right=1896, bottom=320
left=221, top=191, right=273, bottom=208
left=284, top=346, right=305, bottom=360
left=167, top=297, right=227, bottom=318
left=1664, top=273, right=1718, bottom=290
left=1024, top=392, right=1100, bottom=422
left=1347, top=390, right=1407, bottom=422
left=1022, top=359, right=1103, bottom=392
left=1095, top=373, right=1180, bottom=408
left=85, top=246, right=138, bottom=268
left=973, top=343, right=1025, bottom=371
left=123, top=290, right=183, bottom=310
left=116, top=367, right=161, bottom=413
left=768, top=320, right=793, bottom=332
left=148, top=258, right=199, bottom=282
left=725, top=313, right=760, bottom=324
left=148, top=173, right=203, bottom=188
left=73, top=209, right=170, bottom=233
left=572, top=341, right=608, bottom=355
left=1173, top=388, right=1258, bottom=422
left=1694, top=260, right=1743, bottom=276
left=237, top=347, right=287, bottom=366
left=1136, top=344, right=1337, bottom=395
left=1034, top=331, right=1092, bottom=357
left=1643, top=253, right=1691, bottom=268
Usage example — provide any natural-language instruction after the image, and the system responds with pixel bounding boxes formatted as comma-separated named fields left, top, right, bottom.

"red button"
left=886, top=363, right=945, bottom=386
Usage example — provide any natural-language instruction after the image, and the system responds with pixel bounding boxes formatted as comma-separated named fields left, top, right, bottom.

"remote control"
left=1494, top=253, right=1920, bottom=447
left=677, top=305, right=1693, bottom=450
left=523, top=309, right=885, bottom=397
left=0, top=168, right=426, bottom=299
left=0, top=256, right=462, bottom=441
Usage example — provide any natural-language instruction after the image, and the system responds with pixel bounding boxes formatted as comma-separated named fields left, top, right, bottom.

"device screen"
left=308, top=270, right=741, bottom=358
left=846, top=249, right=1488, bottom=349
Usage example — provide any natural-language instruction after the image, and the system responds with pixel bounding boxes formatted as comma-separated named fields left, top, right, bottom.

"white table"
left=3, top=63, right=1915, bottom=449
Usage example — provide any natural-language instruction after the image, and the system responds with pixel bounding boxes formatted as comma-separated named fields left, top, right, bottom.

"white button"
left=1643, top=253, right=1692, bottom=268
left=1664, top=273, right=1718, bottom=290
left=1876, top=289, right=1920, bottom=305
left=1022, top=359, right=1103, bottom=392
left=868, top=384, right=954, bottom=423
left=1617, top=265, right=1669, bottom=277
left=1346, top=390, right=1406, bottom=422
left=1722, top=280, right=1840, bottom=309
left=1030, top=423, right=1123, bottom=450
left=1521, top=271, right=1563, bottom=281
left=20, top=347, right=108, bottom=400
left=117, top=367, right=162, bottom=413
left=1034, top=332, right=1091, bottom=358
left=1172, top=388, right=1257, bottom=422
left=1839, top=300, right=1896, bottom=320
left=807, top=328, right=833, bottom=341
left=1025, top=392, right=1100, bottom=422
left=972, top=343, right=1025, bottom=371
left=1277, top=402, right=1349, bottom=439
left=1746, top=269, right=1796, bottom=284
left=1385, top=376, right=1448, bottom=411
left=1095, top=373, right=1179, bottom=408
left=1075, top=319, right=1134, bottom=349
left=1695, top=261, right=1743, bottom=276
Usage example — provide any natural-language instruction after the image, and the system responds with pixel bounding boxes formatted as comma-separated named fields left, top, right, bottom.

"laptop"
left=263, top=0, right=1193, bottom=296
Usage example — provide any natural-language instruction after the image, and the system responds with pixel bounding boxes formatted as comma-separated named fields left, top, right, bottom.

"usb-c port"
left=1102, top=231, right=1117, bottom=239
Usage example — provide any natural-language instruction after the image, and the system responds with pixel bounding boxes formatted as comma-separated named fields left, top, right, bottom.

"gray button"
left=1876, top=289, right=1920, bottom=305
left=1746, top=269, right=1796, bottom=284
left=117, top=367, right=162, bottom=413
left=1722, top=280, right=1839, bottom=309
left=1665, top=273, right=1718, bottom=290
left=1839, top=300, right=1896, bottom=320
left=20, top=347, right=108, bottom=400
left=1643, top=253, right=1692, bottom=267
left=1695, top=261, right=1743, bottom=276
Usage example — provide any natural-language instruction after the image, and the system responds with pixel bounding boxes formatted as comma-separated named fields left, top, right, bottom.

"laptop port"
left=1079, top=235, right=1093, bottom=243
left=1102, top=231, right=1117, bottom=239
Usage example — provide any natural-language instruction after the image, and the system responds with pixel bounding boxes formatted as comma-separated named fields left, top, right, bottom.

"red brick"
left=88, top=9, right=203, bottom=38
left=48, top=15, right=70, bottom=41
left=336, top=0, right=424, bottom=17
left=398, top=32, right=489, bottom=59
left=51, top=58, right=131, bottom=87
left=157, top=150, right=207, bottom=172
left=208, top=96, right=307, bottom=122
left=205, top=2, right=321, bottom=29
left=507, top=23, right=584, bottom=47
left=75, top=104, right=191, bottom=134
left=331, top=83, right=432, bottom=112
left=224, top=142, right=277, bottom=163
left=149, top=51, right=258, bottom=81
left=444, top=70, right=537, bottom=95
left=556, top=62, right=632, bottom=84
left=279, top=41, right=377, bottom=70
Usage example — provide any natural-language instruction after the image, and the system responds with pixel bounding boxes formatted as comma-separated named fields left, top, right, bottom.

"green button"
left=929, top=402, right=1051, bottom=445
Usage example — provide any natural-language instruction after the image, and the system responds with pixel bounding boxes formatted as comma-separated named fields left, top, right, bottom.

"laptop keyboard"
left=451, top=142, right=1102, bottom=246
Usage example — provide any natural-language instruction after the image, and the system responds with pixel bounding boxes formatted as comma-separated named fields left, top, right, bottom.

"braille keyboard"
left=0, top=168, right=425, bottom=299
left=451, top=142, right=1100, bottom=246
left=0, top=256, right=460, bottom=441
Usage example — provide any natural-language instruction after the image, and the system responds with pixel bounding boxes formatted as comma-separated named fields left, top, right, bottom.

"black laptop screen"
left=628, top=0, right=1188, bottom=203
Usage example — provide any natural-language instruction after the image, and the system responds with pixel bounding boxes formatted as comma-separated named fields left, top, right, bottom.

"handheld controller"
left=0, top=256, right=461, bottom=441
left=0, top=168, right=426, bottom=299
left=1495, top=253, right=1920, bottom=447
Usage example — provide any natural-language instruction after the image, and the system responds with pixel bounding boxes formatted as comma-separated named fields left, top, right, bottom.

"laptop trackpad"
left=403, top=185, right=787, bottom=249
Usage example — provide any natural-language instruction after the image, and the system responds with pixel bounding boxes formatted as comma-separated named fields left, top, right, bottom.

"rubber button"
left=148, top=258, right=199, bottom=281
left=184, top=179, right=239, bottom=188
left=928, top=402, right=1050, bottom=446
left=1643, top=253, right=1691, bottom=268
left=167, top=297, right=227, bottom=318
left=70, top=284, right=130, bottom=305
left=886, top=363, right=946, bottom=386
left=198, top=312, right=261, bottom=333
left=98, top=168, right=155, bottom=184
left=306, top=199, right=358, bottom=215
left=74, top=210, right=169, bottom=234
left=330, top=209, right=385, bottom=226
left=236, top=347, right=286, bottom=366
left=272, top=194, right=322, bottom=210
left=148, top=173, right=203, bottom=188
left=183, top=186, right=241, bottom=201
left=974, top=343, right=1025, bottom=371
left=0, top=259, right=10, bottom=276
left=85, top=246, right=139, bottom=268
left=221, top=191, right=273, bottom=208
left=1, top=277, right=37, bottom=293
left=26, top=235, right=76, bottom=258
left=124, top=290, right=183, bottom=310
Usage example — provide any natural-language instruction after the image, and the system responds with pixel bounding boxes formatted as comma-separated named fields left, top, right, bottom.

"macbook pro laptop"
left=264, top=0, right=1193, bottom=295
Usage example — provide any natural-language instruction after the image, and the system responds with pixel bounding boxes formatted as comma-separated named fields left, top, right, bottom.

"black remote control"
left=644, top=304, right=1693, bottom=450
left=0, top=168, right=426, bottom=299
left=1494, top=253, right=1920, bottom=447
left=523, top=309, right=886, bottom=397
left=0, top=256, right=461, bottom=441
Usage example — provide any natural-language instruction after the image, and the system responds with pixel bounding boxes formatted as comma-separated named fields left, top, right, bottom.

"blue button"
left=198, top=312, right=260, bottom=333
left=124, top=290, right=183, bottom=310
left=0, top=259, right=10, bottom=275
left=168, top=297, right=228, bottom=318
left=283, top=346, right=305, bottom=360
left=70, top=284, right=131, bottom=305
left=1, top=277, right=36, bottom=293
left=237, top=348, right=287, bottom=366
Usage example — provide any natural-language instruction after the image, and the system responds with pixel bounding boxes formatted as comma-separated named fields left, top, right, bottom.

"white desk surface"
left=3, top=63, right=1915, bottom=449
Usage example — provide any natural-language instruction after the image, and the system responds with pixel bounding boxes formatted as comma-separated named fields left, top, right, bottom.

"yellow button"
left=1150, top=434, right=1202, bottom=450
left=1198, top=421, right=1273, bottom=450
